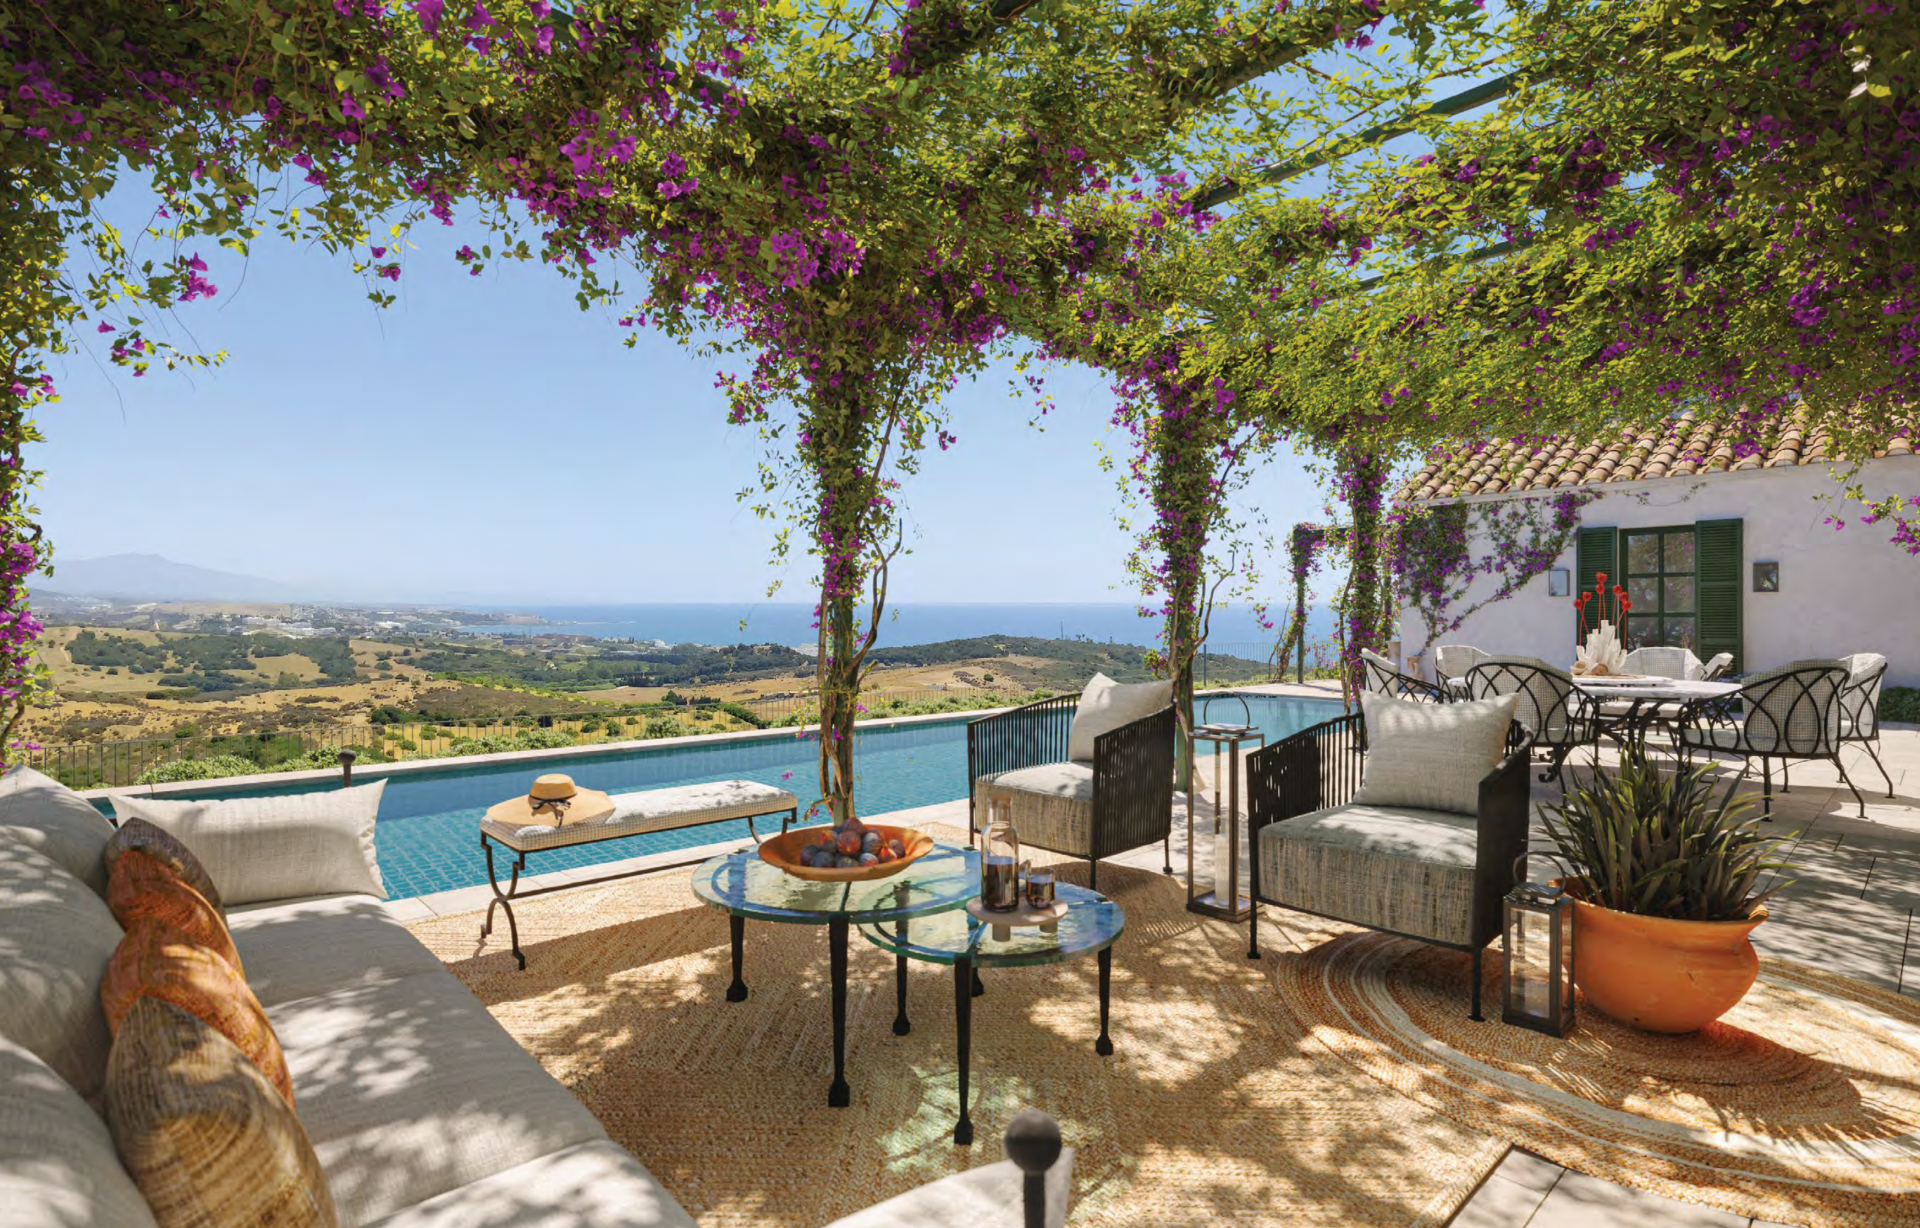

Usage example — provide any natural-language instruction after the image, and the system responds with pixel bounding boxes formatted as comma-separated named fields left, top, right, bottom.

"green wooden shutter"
left=1574, top=525, right=1618, bottom=648
left=1696, top=517, right=1743, bottom=673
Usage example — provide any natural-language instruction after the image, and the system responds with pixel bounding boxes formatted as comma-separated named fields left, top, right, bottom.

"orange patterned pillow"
left=106, top=850, right=243, bottom=976
left=101, top=919, right=293, bottom=1107
left=103, top=818, right=223, bottom=910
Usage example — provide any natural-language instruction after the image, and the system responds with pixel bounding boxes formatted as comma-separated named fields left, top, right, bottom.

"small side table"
left=1187, top=725, right=1263, bottom=921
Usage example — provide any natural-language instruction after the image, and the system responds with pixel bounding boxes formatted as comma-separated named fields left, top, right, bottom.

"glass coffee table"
left=690, top=840, right=979, bottom=1107
left=858, top=882, right=1125, bottom=1144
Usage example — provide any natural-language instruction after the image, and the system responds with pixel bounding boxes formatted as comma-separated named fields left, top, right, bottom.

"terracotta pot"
left=1567, top=891, right=1768, bottom=1034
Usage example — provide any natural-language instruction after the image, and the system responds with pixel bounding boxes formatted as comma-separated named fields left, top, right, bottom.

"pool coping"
left=77, top=705, right=1018, bottom=804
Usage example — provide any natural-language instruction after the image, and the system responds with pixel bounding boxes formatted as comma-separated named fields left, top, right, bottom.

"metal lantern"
left=1501, top=865, right=1575, bottom=1036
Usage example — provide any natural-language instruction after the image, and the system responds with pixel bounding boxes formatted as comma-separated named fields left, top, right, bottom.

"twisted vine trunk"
left=1341, top=451, right=1393, bottom=691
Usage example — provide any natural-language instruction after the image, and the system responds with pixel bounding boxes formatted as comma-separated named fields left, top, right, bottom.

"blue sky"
left=35, top=202, right=1335, bottom=608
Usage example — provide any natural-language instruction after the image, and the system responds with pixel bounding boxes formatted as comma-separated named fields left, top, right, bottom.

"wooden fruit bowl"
left=757, top=825, right=936, bottom=882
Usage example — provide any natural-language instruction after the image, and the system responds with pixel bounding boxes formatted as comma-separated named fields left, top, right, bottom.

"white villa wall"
left=1397, top=455, right=1920, bottom=689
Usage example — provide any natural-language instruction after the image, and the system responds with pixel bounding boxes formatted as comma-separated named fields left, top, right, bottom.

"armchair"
left=1839, top=652, right=1895, bottom=801
left=1244, top=710, right=1534, bottom=1019
left=1433, top=644, right=1490, bottom=696
left=1465, top=656, right=1599, bottom=788
left=1674, top=660, right=1860, bottom=819
left=967, top=693, right=1177, bottom=889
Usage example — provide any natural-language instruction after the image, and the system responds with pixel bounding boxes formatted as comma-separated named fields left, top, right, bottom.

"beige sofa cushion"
left=268, top=972, right=605, bottom=1224
left=1354, top=692, right=1516, bottom=817
left=823, top=1150, right=1075, bottom=1228
left=0, top=764, right=116, bottom=896
left=228, top=895, right=444, bottom=1009
left=113, top=782, right=387, bottom=905
left=1066, top=673, right=1171, bottom=763
left=0, top=1032, right=162, bottom=1228
left=0, top=837, right=122, bottom=1096
left=1258, top=803, right=1483, bottom=946
left=359, top=1140, right=696, bottom=1228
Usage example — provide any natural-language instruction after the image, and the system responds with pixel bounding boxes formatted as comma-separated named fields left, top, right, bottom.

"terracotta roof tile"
left=1400, top=410, right=1919, bottom=502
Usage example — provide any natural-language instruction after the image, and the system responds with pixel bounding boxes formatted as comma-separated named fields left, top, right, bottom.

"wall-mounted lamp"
left=1753, top=561, right=1779, bottom=593
left=1547, top=568, right=1571, bottom=597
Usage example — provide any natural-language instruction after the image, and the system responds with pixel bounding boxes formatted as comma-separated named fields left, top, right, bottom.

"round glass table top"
left=690, top=840, right=980, bottom=925
left=857, top=882, right=1125, bottom=968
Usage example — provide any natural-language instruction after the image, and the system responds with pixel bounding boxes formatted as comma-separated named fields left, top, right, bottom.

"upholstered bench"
left=480, top=780, right=799, bottom=969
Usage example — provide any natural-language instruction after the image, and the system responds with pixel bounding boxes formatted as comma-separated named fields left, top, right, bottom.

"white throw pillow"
left=0, top=765, right=117, bottom=896
left=1066, top=673, right=1173, bottom=763
left=111, top=781, right=387, bottom=905
left=1353, top=692, right=1519, bottom=817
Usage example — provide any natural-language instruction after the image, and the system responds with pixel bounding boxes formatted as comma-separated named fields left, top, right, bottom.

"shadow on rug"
left=407, top=826, right=1504, bottom=1227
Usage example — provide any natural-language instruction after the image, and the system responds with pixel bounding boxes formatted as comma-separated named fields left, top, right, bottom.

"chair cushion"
left=105, top=998, right=338, bottom=1228
left=976, top=762, right=1095, bottom=857
left=0, top=1031, right=162, bottom=1228
left=1353, top=692, right=1516, bottom=817
left=267, top=973, right=605, bottom=1225
left=113, top=783, right=387, bottom=905
left=358, top=1140, right=697, bottom=1228
left=105, top=817, right=227, bottom=910
left=481, top=780, right=797, bottom=853
left=108, top=850, right=243, bottom=974
left=228, top=895, right=444, bottom=1009
left=1066, top=673, right=1171, bottom=763
left=0, top=765, right=117, bottom=896
left=1258, top=803, right=1483, bottom=946
left=0, top=837, right=122, bottom=1097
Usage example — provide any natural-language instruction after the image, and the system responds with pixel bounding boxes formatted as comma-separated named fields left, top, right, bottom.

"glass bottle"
left=981, top=794, right=1021, bottom=912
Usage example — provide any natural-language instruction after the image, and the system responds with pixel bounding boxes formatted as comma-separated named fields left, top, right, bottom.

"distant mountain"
left=35, top=554, right=299, bottom=603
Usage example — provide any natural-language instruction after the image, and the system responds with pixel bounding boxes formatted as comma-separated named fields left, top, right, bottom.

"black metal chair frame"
left=1243, top=712, right=1534, bottom=1020
left=1358, top=648, right=1451, bottom=703
left=1839, top=657, right=1897, bottom=801
left=966, top=693, right=1178, bottom=890
left=1464, top=658, right=1600, bottom=788
left=1674, top=662, right=1863, bottom=820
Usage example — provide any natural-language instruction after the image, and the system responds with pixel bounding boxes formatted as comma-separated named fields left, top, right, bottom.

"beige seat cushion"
left=0, top=1032, right=162, bottom=1228
left=228, top=895, right=444, bottom=1009
left=0, top=838, right=122, bottom=1096
left=0, top=764, right=117, bottom=896
left=1259, top=803, right=1484, bottom=946
left=975, top=763, right=1095, bottom=856
left=268, top=973, right=605, bottom=1225
left=1353, top=692, right=1516, bottom=817
left=113, top=782, right=387, bottom=905
left=358, top=1140, right=696, bottom=1228
left=823, top=1150, right=1075, bottom=1228
left=481, top=780, right=798, bottom=853
left=1065, top=673, right=1171, bottom=763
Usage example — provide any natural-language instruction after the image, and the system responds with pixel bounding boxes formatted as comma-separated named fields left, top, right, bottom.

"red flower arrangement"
left=1573, top=570, right=1632, bottom=638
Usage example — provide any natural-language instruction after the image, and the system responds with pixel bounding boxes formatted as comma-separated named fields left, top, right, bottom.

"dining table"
left=1570, top=675, right=1744, bottom=748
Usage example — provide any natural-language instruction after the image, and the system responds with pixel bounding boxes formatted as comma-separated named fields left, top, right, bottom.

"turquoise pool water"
left=161, top=693, right=1340, bottom=899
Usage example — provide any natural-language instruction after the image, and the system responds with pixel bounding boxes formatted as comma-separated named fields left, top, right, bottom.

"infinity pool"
left=163, top=692, right=1340, bottom=899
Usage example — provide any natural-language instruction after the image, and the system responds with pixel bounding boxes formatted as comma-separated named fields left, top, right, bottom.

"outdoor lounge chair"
left=1464, top=656, right=1599, bottom=787
left=1674, top=659, right=1862, bottom=819
left=1244, top=700, right=1534, bottom=1020
left=967, top=681, right=1177, bottom=889
left=1359, top=647, right=1449, bottom=702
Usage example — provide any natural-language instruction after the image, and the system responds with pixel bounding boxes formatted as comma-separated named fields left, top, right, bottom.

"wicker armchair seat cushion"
left=481, top=781, right=799, bottom=852
left=1353, top=692, right=1518, bottom=817
left=973, top=764, right=1095, bottom=857
left=1258, top=803, right=1482, bottom=946
left=1065, top=673, right=1173, bottom=764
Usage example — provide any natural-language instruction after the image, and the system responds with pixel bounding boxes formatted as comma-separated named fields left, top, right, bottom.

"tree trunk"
left=816, top=590, right=860, bottom=825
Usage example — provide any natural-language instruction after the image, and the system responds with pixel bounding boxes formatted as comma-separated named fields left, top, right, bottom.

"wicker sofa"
left=0, top=766, right=1069, bottom=1228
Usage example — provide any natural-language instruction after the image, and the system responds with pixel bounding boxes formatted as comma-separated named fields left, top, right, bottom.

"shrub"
left=172, top=724, right=198, bottom=739
left=137, top=755, right=258, bottom=785
left=719, top=701, right=768, bottom=729
left=1882, top=686, right=1920, bottom=724
left=644, top=716, right=689, bottom=739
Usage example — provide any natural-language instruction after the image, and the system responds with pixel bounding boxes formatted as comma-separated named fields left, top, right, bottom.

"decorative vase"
left=981, top=794, right=1022, bottom=913
left=1566, top=890, right=1767, bottom=1033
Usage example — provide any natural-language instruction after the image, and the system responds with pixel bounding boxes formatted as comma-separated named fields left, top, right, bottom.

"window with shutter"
left=1695, top=517, right=1743, bottom=673
left=1574, top=525, right=1619, bottom=648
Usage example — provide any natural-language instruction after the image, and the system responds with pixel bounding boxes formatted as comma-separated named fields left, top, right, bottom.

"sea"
left=460, top=602, right=1330, bottom=655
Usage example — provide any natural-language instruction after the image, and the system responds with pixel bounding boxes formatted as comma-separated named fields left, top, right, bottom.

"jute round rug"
left=1276, top=930, right=1920, bottom=1227
left=406, top=828, right=1505, bottom=1227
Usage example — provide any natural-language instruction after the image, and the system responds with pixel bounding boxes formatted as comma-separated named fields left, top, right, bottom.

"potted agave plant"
left=1542, top=747, right=1793, bottom=1033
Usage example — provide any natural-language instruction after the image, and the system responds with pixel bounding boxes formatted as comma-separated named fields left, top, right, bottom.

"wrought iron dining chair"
left=1620, top=645, right=1704, bottom=681
left=1838, top=652, right=1896, bottom=801
left=1464, top=656, right=1599, bottom=788
left=1359, top=648, right=1450, bottom=703
left=1673, top=660, right=1861, bottom=820
left=1433, top=644, right=1490, bottom=697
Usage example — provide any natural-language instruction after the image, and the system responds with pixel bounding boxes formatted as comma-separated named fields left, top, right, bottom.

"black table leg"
left=971, top=965, right=985, bottom=997
left=726, top=915, right=748, bottom=1002
left=828, top=915, right=850, bottom=1107
left=893, top=919, right=911, bottom=1036
left=1096, top=945, right=1114, bottom=1056
left=954, top=955, right=974, bottom=1146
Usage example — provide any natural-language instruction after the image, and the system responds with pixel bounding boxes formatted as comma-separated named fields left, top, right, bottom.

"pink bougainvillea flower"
left=416, top=0, right=443, bottom=36
left=340, top=91, right=365, bottom=121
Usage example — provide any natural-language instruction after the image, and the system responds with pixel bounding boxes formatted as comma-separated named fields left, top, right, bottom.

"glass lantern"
left=980, top=793, right=1022, bottom=913
left=1501, top=869, right=1575, bottom=1036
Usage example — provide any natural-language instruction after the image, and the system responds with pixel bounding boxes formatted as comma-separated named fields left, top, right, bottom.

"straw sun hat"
left=485, top=774, right=615, bottom=828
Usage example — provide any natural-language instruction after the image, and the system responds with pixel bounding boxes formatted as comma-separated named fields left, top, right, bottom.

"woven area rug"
left=1277, top=930, right=1920, bottom=1227
left=405, top=827, right=1505, bottom=1227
